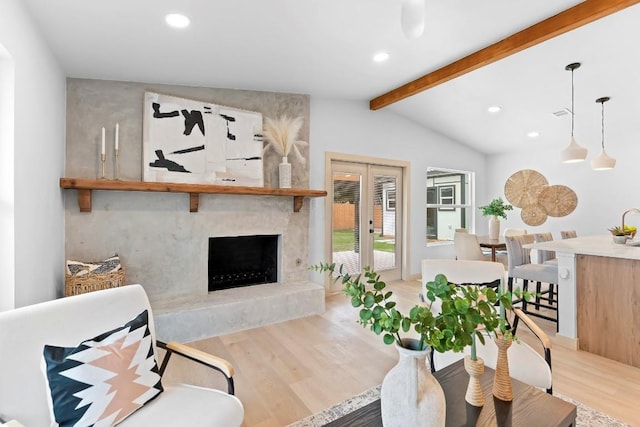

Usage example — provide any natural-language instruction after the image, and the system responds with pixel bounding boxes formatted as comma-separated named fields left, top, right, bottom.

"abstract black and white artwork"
left=142, top=92, right=264, bottom=186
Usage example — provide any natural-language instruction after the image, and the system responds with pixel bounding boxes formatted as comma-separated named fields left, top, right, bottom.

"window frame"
left=426, top=167, right=475, bottom=245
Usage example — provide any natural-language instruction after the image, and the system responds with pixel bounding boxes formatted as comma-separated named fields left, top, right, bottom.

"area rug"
left=287, top=385, right=630, bottom=427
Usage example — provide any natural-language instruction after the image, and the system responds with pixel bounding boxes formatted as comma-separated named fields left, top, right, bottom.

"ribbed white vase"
left=380, top=338, right=446, bottom=427
left=489, top=216, right=500, bottom=240
left=279, top=156, right=292, bottom=189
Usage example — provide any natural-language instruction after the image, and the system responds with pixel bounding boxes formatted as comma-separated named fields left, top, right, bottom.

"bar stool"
left=560, top=230, right=577, bottom=239
left=533, top=232, right=557, bottom=308
left=504, top=234, right=558, bottom=328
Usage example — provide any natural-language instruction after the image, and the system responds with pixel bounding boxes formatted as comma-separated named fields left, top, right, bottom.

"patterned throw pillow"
left=43, top=310, right=163, bottom=426
left=66, top=254, right=122, bottom=277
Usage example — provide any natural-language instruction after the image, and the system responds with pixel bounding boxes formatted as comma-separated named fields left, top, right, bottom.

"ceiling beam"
left=369, top=0, right=640, bottom=110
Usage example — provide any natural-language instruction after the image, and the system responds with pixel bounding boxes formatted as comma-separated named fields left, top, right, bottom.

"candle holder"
left=100, top=153, right=106, bottom=180
left=114, top=149, right=121, bottom=180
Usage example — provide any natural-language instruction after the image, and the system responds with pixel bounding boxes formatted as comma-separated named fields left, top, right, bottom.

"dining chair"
left=422, top=260, right=553, bottom=394
left=560, top=230, right=578, bottom=239
left=453, top=232, right=492, bottom=262
left=503, top=228, right=527, bottom=236
left=421, top=259, right=505, bottom=309
left=504, top=234, right=558, bottom=327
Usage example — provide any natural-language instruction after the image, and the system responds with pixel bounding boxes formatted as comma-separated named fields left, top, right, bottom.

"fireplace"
left=208, top=235, right=279, bottom=291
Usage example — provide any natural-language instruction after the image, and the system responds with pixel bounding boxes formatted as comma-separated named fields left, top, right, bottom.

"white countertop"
left=524, top=234, right=640, bottom=260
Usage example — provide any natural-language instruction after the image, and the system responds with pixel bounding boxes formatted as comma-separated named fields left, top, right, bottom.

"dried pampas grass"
left=263, top=115, right=308, bottom=164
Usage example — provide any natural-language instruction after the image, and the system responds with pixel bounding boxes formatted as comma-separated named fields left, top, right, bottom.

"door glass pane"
left=373, top=174, right=397, bottom=271
left=332, top=172, right=361, bottom=275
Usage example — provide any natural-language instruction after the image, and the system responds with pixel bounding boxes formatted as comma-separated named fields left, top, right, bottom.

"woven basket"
left=65, top=268, right=126, bottom=297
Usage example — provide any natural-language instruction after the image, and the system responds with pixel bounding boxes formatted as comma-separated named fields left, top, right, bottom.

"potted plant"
left=311, top=263, right=524, bottom=425
left=479, top=197, right=513, bottom=239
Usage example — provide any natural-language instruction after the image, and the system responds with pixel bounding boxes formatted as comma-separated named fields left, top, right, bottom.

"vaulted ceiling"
left=21, top=0, right=640, bottom=155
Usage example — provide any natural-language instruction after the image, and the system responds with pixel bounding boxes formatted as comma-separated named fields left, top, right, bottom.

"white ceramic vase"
left=279, top=156, right=292, bottom=189
left=489, top=216, right=500, bottom=240
left=380, top=338, right=446, bottom=427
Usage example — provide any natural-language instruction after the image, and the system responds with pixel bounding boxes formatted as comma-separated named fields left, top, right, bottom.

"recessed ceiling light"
left=487, top=106, right=502, bottom=113
left=165, top=13, right=190, bottom=29
left=527, top=131, right=540, bottom=138
left=373, top=52, right=389, bottom=63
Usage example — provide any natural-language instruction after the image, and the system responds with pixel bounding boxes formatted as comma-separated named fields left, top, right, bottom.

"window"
left=385, top=190, right=396, bottom=211
left=426, top=168, right=474, bottom=244
left=437, top=185, right=455, bottom=210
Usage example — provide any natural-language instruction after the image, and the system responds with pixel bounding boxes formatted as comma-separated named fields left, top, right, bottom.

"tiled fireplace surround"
left=64, top=79, right=325, bottom=343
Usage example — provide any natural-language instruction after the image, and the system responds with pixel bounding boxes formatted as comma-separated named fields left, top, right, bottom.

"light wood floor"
left=161, top=279, right=640, bottom=426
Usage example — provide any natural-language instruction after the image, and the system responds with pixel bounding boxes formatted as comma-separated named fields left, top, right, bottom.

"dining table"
left=477, top=235, right=507, bottom=262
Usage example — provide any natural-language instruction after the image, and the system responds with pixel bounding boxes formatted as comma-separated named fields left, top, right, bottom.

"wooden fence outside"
left=333, top=203, right=382, bottom=230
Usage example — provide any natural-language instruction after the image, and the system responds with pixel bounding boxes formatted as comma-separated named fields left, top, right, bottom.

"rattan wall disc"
left=521, top=204, right=548, bottom=226
left=504, top=170, right=549, bottom=208
left=538, top=185, right=577, bottom=217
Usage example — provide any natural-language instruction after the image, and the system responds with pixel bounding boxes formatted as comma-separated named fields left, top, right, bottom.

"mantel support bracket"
left=77, top=189, right=92, bottom=212
left=190, top=193, right=200, bottom=213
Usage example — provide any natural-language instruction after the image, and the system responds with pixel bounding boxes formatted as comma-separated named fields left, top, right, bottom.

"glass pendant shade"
left=561, top=136, right=588, bottom=163
left=591, top=149, right=616, bottom=170
left=401, top=0, right=425, bottom=39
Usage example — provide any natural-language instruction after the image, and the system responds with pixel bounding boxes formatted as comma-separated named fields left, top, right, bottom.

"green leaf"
left=360, top=309, right=373, bottom=321
left=454, top=298, right=470, bottom=313
left=383, top=334, right=395, bottom=345
left=401, top=317, right=411, bottom=332
left=363, top=292, right=375, bottom=308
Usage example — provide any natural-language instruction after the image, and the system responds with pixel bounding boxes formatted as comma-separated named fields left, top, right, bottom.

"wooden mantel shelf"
left=60, top=178, right=327, bottom=213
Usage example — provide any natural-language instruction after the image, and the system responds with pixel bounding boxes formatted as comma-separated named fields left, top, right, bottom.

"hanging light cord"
left=571, top=68, right=575, bottom=137
left=601, top=101, right=606, bottom=150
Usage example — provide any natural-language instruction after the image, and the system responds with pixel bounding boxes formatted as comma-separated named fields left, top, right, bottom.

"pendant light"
left=561, top=63, right=588, bottom=163
left=401, top=0, right=426, bottom=39
left=591, top=97, right=616, bottom=170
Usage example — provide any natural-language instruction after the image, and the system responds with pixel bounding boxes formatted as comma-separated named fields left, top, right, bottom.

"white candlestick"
left=115, top=123, right=119, bottom=151
left=101, top=127, right=105, bottom=155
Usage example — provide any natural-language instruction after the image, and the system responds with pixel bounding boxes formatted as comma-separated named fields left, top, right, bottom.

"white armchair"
left=0, top=285, right=244, bottom=426
left=421, top=259, right=553, bottom=394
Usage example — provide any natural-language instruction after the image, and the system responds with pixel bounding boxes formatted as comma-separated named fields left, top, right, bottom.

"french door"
left=329, top=160, right=403, bottom=290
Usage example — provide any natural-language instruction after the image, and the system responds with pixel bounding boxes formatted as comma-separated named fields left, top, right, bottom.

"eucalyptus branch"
left=311, top=263, right=536, bottom=355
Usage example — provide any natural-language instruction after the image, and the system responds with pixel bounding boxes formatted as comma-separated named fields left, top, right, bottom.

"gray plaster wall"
left=65, top=78, right=311, bottom=301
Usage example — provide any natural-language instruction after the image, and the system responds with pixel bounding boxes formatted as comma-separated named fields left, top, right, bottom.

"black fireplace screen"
left=208, top=235, right=278, bottom=291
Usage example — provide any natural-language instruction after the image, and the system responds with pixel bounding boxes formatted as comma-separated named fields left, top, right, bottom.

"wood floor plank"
left=162, top=279, right=640, bottom=426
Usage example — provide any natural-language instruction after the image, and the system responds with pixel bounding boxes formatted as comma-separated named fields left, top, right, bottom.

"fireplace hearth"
left=208, top=235, right=278, bottom=291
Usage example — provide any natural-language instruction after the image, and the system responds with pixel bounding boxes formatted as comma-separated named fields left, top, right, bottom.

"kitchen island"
left=525, top=235, right=640, bottom=368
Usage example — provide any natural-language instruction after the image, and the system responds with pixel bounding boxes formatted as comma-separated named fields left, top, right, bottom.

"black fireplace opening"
left=208, top=235, right=278, bottom=291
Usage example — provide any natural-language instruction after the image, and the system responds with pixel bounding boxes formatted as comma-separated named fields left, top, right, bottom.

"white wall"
left=0, top=0, right=66, bottom=307
left=308, top=99, right=488, bottom=279
left=0, top=43, right=15, bottom=311
left=486, top=144, right=640, bottom=239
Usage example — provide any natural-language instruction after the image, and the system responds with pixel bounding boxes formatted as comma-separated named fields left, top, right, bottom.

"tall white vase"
left=278, top=156, right=292, bottom=188
left=380, top=338, right=446, bottom=427
left=489, top=216, right=500, bottom=240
